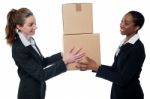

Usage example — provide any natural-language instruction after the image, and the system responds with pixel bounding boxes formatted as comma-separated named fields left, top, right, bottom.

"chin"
left=28, top=33, right=35, bottom=37
left=120, top=32, right=126, bottom=35
left=31, top=32, right=35, bottom=35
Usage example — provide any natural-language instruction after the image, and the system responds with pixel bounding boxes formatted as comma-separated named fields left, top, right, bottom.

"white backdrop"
left=0, top=0, right=150, bottom=99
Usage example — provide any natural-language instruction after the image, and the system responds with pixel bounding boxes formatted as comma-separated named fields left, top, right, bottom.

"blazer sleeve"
left=96, top=44, right=145, bottom=86
left=12, top=47, right=67, bottom=81
left=43, top=52, right=62, bottom=66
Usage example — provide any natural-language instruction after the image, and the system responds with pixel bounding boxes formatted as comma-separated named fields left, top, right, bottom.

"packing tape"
left=76, top=3, right=82, bottom=11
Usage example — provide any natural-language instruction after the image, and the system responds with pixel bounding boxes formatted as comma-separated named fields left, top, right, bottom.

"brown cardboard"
left=63, top=34, right=100, bottom=70
left=76, top=4, right=82, bottom=11
left=62, top=3, right=93, bottom=34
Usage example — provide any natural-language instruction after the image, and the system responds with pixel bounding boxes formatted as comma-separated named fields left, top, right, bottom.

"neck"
left=22, top=33, right=32, bottom=40
left=124, top=33, right=136, bottom=44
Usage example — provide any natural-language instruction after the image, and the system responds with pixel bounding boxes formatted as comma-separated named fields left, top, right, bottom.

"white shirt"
left=17, top=32, right=41, bottom=55
left=17, top=32, right=53, bottom=69
left=115, top=33, right=140, bottom=56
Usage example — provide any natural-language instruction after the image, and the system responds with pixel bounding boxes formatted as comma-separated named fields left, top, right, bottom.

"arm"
left=43, top=52, right=62, bottom=66
left=96, top=45, right=145, bottom=86
left=12, top=47, right=66, bottom=82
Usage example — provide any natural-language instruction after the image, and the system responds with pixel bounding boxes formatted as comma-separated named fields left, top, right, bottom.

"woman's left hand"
left=62, top=48, right=85, bottom=65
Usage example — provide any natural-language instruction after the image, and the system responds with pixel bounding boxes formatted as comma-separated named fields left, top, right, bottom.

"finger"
left=86, top=56, right=92, bottom=62
left=75, top=65, right=80, bottom=69
left=76, top=62, right=87, bottom=67
left=74, top=48, right=83, bottom=55
left=75, top=58, right=83, bottom=63
left=69, top=47, right=75, bottom=53
left=77, top=61, right=88, bottom=65
left=74, top=52, right=85, bottom=59
left=75, top=65, right=87, bottom=71
left=80, top=67, right=87, bottom=71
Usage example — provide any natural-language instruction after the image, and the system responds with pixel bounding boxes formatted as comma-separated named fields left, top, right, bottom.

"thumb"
left=86, top=57, right=92, bottom=62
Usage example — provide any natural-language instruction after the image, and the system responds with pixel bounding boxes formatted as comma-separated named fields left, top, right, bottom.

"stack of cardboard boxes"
left=62, top=3, right=100, bottom=70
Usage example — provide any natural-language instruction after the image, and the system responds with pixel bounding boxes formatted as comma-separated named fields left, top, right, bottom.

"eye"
left=120, top=20, right=126, bottom=25
left=28, top=21, right=36, bottom=27
left=28, top=23, right=34, bottom=27
left=124, top=22, right=130, bottom=25
left=121, top=20, right=130, bottom=26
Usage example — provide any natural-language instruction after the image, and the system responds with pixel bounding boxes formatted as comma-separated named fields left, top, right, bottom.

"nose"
left=120, top=21, right=124, bottom=28
left=33, top=24, right=37, bottom=30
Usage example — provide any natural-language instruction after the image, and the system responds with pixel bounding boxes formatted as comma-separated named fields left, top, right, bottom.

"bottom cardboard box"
left=63, top=33, right=100, bottom=70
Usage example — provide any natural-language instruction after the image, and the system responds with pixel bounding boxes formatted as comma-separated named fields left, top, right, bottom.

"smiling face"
left=17, top=15, right=37, bottom=38
left=120, top=13, right=140, bottom=37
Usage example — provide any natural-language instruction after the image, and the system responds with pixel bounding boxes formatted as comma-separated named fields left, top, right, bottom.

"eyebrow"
left=122, top=19, right=133, bottom=23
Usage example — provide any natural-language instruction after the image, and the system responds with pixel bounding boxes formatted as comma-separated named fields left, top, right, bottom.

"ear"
left=16, top=24, right=22, bottom=31
left=135, top=26, right=140, bottom=31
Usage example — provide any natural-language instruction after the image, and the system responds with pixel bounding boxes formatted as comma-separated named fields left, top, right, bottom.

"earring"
left=15, top=29, right=19, bottom=33
left=16, top=29, right=21, bottom=33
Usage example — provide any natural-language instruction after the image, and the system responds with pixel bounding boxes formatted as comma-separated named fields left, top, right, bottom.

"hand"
left=76, top=57, right=99, bottom=71
left=63, top=48, right=85, bottom=65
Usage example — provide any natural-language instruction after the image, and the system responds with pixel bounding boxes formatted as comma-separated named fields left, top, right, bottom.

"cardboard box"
left=62, top=3, right=93, bottom=34
left=63, top=34, right=100, bottom=70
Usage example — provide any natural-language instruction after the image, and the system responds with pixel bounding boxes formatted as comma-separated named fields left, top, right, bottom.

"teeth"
left=120, top=28, right=124, bottom=31
left=120, top=29, right=124, bottom=32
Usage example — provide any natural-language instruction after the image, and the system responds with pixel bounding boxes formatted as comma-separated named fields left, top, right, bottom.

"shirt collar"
left=17, top=32, right=35, bottom=47
left=120, top=33, right=139, bottom=46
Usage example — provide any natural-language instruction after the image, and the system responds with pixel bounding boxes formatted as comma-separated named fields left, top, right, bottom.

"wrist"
left=93, top=65, right=99, bottom=72
left=62, top=58, right=68, bottom=65
left=61, top=52, right=63, bottom=57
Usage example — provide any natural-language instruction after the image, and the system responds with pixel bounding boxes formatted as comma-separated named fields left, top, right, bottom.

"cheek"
left=22, top=28, right=32, bottom=34
left=120, top=26, right=130, bottom=35
left=126, top=26, right=134, bottom=32
left=26, top=27, right=33, bottom=32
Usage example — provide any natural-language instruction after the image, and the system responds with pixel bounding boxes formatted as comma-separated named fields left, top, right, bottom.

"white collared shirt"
left=17, top=32, right=53, bottom=69
left=17, top=32, right=41, bottom=55
left=115, top=33, right=140, bottom=56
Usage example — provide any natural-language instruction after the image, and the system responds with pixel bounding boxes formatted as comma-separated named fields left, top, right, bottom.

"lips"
left=120, top=26, right=126, bottom=32
left=120, top=29, right=124, bottom=32
left=120, top=27, right=126, bottom=35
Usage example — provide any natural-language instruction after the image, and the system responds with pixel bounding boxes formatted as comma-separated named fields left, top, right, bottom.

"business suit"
left=96, top=39, right=145, bottom=99
left=12, top=34, right=67, bottom=99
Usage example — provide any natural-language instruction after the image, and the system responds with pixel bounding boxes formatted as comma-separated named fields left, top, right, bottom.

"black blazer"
left=96, top=39, right=145, bottom=99
left=12, top=35, right=67, bottom=99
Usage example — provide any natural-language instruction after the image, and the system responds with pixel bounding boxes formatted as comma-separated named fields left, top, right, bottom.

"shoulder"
left=134, top=39, right=145, bottom=51
left=13, top=37, right=24, bottom=49
left=131, top=39, right=145, bottom=58
left=12, top=36, right=27, bottom=56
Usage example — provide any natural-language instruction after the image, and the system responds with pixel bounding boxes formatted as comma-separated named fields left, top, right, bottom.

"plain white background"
left=0, top=0, right=149, bottom=99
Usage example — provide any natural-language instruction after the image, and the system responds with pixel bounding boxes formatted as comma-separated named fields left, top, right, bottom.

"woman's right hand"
left=76, top=57, right=100, bottom=71
left=62, top=48, right=85, bottom=65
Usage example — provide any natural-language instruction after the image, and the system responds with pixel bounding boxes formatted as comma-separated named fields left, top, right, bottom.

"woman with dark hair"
left=5, top=8, right=84, bottom=99
left=78, top=11, right=145, bottom=99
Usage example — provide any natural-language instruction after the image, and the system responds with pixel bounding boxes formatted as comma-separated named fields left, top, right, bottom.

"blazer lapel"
left=26, top=45, right=43, bottom=62
left=118, top=43, right=132, bottom=56
left=15, top=35, right=44, bottom=62
left=34, top=43, right=43, bottom=57
left=114, top=43, right=133, bottom=63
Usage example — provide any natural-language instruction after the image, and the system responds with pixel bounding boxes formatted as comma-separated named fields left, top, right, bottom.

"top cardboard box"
left=62, top=3, right=93, bottom=34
